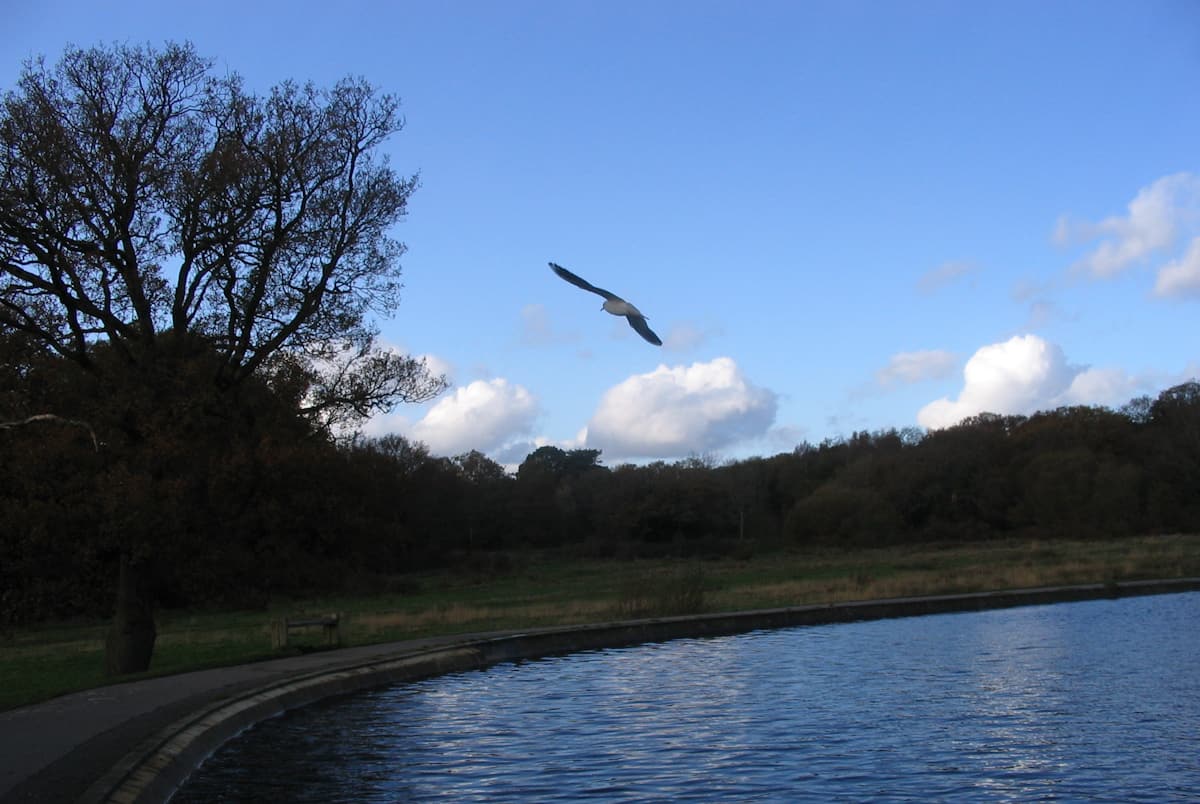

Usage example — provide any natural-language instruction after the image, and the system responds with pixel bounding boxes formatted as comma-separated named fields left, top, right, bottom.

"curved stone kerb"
left=81, top=646, right=488, bottom=804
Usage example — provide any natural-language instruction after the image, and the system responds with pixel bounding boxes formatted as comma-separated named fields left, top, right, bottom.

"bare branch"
left=0, top=413, right=100, bottom=451
left=2, top=41, right=440, bottom=417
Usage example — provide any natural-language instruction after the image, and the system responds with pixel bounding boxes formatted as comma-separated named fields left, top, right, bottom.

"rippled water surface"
left=175, top=593, right=1199, bottom=802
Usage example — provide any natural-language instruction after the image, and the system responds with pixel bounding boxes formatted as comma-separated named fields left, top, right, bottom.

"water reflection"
left=175, top=593, right=1200, bottom=802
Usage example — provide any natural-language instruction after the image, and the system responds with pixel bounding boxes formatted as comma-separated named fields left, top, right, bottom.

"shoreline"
left=3, top=577, right=1194, bottom=803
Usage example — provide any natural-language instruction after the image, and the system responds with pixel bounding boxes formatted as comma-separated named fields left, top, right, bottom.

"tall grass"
left=612, top=563, right=709, bottom=618
left=2, top=533, right=1198, bottom=711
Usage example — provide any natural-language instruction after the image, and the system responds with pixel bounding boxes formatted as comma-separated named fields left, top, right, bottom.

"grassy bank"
left=3, top=533, right=1199, bottom=711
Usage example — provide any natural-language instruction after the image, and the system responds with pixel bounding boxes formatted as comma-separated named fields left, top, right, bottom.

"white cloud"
left=918, top=335, right=1078, bottom=429
left=1153, top=236, right=1200, bottom=298
left=917, top=260, right=978, bottom=294
left=1021, top=300, right=1063, bottom=330
left=341, top=345, right=454, bottom=438
left=662, top=321, right=721, bottom=351
left=410, top=378, right=539, bottom=456
left=585, top=357, right=777, bottom=459
left=876, top=349, right=958, bottom=388
left=916, top=334, right=1165, bottom=429
left=518, top=303, right=554, bottom=344
left=746, top=424, right=809, bottom=455
left=518, top=303, right=578, bottom=346
left=416, top=352, right=454, bottom=384
left=1057, top=367, right=1143, bottom=408
left=1058, top=172, right=1200, bottom=278
left=369, top=339, right=455, bottom=384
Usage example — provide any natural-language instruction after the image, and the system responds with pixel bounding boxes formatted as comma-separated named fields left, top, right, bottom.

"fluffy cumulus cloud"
left=1056, top=172, right=1200, bottom=287
left=1057, top=367, right=1143, bottom=408
left=585, top=357, right=777, bottom=459
left=876, top=349, right=958, bottom=388
left=409, top=378, right=538, bottom=456
left=917, top=335, right=1150, bottom=429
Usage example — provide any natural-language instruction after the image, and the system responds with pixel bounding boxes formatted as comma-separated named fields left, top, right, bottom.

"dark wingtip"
left=628, top=316, right=663, bottom=346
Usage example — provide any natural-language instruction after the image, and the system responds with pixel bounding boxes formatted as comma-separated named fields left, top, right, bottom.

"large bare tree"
left=0, top=42, right=446, bottom=672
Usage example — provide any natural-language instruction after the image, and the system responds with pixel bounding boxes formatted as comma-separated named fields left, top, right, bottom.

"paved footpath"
left=0, top=632, right=493, bottom=803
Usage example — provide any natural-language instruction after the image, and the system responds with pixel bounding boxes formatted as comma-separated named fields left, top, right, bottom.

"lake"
left=174, top=592, right=1199, bottom=802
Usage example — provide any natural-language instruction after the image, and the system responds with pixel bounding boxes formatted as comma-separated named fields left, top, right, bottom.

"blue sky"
left=7, top=1, right=1200, bottom=465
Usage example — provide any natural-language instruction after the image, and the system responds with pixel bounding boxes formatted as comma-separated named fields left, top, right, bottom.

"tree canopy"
left=0, top=41, right=445, bottom=429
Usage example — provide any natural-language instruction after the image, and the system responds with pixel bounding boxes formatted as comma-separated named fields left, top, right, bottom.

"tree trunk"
left=104, top=553, right=157, bottom=676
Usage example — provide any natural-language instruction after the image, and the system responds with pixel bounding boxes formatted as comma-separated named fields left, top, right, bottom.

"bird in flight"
left=549, top=262, right=662, bottom=346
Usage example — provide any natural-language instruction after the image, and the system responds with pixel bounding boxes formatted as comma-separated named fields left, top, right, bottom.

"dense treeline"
left=4, top=328, right=1199, bottom=626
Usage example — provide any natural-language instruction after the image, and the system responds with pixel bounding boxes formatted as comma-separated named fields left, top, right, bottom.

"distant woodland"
left=4, top=327, right=1199, bottom=626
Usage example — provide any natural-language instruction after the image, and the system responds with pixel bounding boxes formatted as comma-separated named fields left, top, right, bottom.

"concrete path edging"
left=80, top=646, right=490, bottom=804
left=15, top=577, right=1200, bottom=803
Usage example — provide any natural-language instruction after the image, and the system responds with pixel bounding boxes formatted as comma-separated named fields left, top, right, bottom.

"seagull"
left=549, top=262, right=662, bottom=346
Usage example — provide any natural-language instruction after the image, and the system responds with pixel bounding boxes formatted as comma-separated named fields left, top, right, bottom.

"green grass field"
left=3, top=533, right=1198, bottom=712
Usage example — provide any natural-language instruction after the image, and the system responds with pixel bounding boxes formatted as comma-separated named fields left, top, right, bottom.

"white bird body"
left=549, top=262, right=662, bottom=346
left=602, top=298, right=644, bottom=318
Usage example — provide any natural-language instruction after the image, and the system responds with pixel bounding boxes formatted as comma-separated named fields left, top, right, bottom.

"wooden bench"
left=271, top=613, right=343, bottom=649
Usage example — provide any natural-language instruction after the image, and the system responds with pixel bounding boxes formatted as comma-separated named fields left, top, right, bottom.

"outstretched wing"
left=626, top=314, right=662, bottom=346
left=549, top=262, right=617, bottom=300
